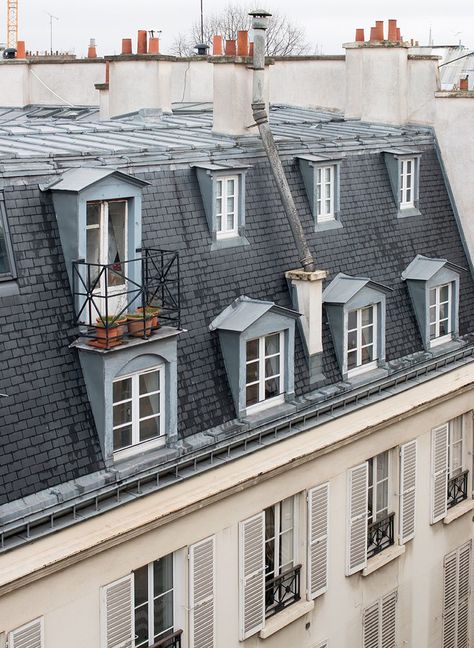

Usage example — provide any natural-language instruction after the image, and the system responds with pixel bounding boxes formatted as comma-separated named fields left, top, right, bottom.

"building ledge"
left=71, top=326, right=184, bottom=353
left=259, top=600, right=314, bottom=639
left=443, top=498, right=474, bottom=524
left=362, top=544, right=405, bottom=576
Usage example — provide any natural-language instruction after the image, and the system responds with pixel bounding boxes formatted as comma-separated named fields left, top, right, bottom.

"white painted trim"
left=215, top=175, right=239, bottom=239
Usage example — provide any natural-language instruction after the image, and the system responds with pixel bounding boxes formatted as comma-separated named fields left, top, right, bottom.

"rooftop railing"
left=72, top=248, right=180, bottom=348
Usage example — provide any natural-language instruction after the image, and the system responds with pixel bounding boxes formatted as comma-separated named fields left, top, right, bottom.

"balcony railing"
left=150, top=629, right=183, bottom=648
left=72, top=248, right=180, bottom=349
left=367, top=512, right=395, bottom=560
left=447, top=470, right=469, bottom=509
left=265, top=564, right=301, bottom=618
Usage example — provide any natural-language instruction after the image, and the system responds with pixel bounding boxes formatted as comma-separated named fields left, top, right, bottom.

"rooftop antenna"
left=428, top=25, right=432, bottom=47
left=148, top=29, right=162, bottom=39
left=200, top=0, right=204, bottom=43
left=45, top=11, right=59, bottom=55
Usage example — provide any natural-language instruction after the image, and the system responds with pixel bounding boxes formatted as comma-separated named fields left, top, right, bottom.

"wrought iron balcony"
left=447, top=470, right=469, bottom=509
left=265, top=564, right=301, bottom=618
left=72, top=248, right=180, bottom=349
left=367, top=512, right=395, bottom=559
left=151, top=629, right=183, bottom=648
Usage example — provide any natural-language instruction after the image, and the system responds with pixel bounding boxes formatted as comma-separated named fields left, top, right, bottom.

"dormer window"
left=323, top=273, right=392, bottom=381
left=402, top=255, right=461, bottom=350
left=383, top=149, right=421, bottom=217
left=245, top=332, right=284, bottom=410
left=297, top=155, right=342, bottom=230
left=193, top=163, right=250, bottom=249
left=0, top=193, right=16, bottom=281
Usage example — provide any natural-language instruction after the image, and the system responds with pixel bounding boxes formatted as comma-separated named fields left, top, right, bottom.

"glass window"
left=264, top=497, right=296, bottom=613
left=448, top=417, right=463, bottom=478
left=347, top=305, right=377, bottom=374
left=85, top=200, right=127, bottom=290
left=245, top=332, right=284, bottom=409
left=0, top=196, right=15, bottom=279
left=134, top=554, right=174, bottom=648
left=367, top=451, right=389, bottom=526
left=215, top=176, right=239, bottom=238
left=429, top=283, right=452, bottom=345
left=316, top=165, right=335, bottom=222
left=400, top=158, right=415, bottom=208
left=113, top=368, right=163, bottom=453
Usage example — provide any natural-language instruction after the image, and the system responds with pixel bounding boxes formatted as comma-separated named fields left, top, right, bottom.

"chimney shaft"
left=237, top=30, right=249, bottom=56
left=137, top=30, right=148, bottom=54
left=225, top=39, right=236, bottom=56
left=149, top=37, right=159, bottom=54
left=213, top=35, right=223, bottom=55
left=388, top=19, right=397, bottom=41
left=122, top=38, right=132, bottom=55
left=355, top=28, right=365, bottom=42
left=87, top=38, right=97, bottom=59
left=16, top=40, right=26, bottom=58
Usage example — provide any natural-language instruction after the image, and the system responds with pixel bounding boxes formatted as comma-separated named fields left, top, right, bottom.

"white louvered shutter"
left=346, top=462, right=368, bottom=575
left=363, top=601, right=380, bottom=648
left=443, top=549, right=459, bottom=648
left=100, top=575, right=134, bottom=648
left=189, top=536, right=215, bottom=648
left=307, top=483, right=329, bottom=599
left=381, top=591, right=397, bottom=648
left=8, top=618, right=43, bottom=648
left=431, top=424, right=449, bottom=524
left=239, top=512, right=265, bottom=640
left=399, top=440, right=417, bottom=543
left=456, top=541, right=472, bottom=648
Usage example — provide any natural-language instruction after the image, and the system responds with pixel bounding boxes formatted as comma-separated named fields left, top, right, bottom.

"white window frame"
left=316, top=165, right=336, bottom=223
left=215, top=175, right=239, bottom=239
left=112, top=365, right=165, bottom=459
left=346, top=305, right=378, bottom=378
left=448, top=416, right=464, bottom=479
left=245, top=331, right=285, bottom=413
left=134, top=555, right=175, bottom=648
left=367, top=451, right=390, bottom=527
left=86, top=199, right=128, bottom=284
left=429, top=283, right=453, bottom=347
left=400, top=158, right=415, bottom=209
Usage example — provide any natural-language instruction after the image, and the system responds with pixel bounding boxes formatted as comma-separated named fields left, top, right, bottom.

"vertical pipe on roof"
left=249, top=9, right=315, bottom=272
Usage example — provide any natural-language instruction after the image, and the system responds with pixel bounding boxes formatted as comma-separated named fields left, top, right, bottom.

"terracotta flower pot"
left=127, top=315, right=153, bottom=338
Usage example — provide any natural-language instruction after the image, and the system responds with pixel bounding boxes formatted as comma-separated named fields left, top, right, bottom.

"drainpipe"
left=249, top=9, right=315, bottom=272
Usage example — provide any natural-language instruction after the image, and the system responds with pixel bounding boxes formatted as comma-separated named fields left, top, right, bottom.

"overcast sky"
left=14, top=0, right=473, bottom=56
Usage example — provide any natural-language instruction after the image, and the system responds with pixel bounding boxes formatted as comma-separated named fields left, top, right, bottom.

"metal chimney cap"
left=194, top=43, right=209, bottom=55
left=248, top=9, right=272, bottom=17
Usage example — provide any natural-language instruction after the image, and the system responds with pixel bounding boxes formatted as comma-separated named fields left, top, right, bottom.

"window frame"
left=399, top=157, right=415, bottom=209
left=346, top=304, right=378, bottom=378
left=112, top=365, right=165, bottom=459
left=316, top=164, right=336, bottom=223
left=429, top=282, right=453, bottom=347
left=245, top=331, right=285, bottom=414
left=448, top=416, right=464, bottom=479
left=367, top=451, right=390, bottom=527
left=0, top=193, right=17, bottom=281
left=215, top=175, right=239, bottom=239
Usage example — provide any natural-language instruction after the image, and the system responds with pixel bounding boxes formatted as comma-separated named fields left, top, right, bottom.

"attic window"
left=193, top=163, right=250, bottom=250
left=383, top=149, right=421, bottom=217
left=297, top=155, right=342, bottom=231
left=0, top=193, right=16, bottom=281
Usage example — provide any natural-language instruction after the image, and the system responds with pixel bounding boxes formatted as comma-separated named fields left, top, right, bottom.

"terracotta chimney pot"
left=355, top=28, right=365, bottom=42
left=388, top=19, right=397, bottom=41
left=137, top=30, right=148, bottom=54
left=213, top=35, right=223, bottom=55
left=374, top=20, right=384, bottom=41
left=237, top=30, right=249, bottom=56
left=225, top=39, right=236, bottom=56
left=369, top=26, right=377, bottom=41
left=122, top=38, right=132, bottom=55
left=149, top=37, right=159, bottom=54
left=87, top=39, right=97, bottom=59
left=460, top=76, right=469, bottom=90
left=16, top=40, right=26, bottom=58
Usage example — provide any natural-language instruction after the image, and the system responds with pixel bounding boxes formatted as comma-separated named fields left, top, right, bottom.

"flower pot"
left=87, top=316, right=127, bottom=349
left=136, top=307, right=160, bottom=329
left=127, top=316, right=153, bottom=338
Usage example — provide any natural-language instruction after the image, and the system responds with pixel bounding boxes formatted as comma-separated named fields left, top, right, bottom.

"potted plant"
left=89, top=314, right=127, bottom=349
left=136, top=305, right=160, bottom=328
left=127, top=309, right=154, bottom=338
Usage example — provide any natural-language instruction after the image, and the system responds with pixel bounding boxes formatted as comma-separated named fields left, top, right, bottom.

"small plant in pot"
left=90, top=314, right=127, bottom=349
left=135, top=305, right=160, bottom=328
left=127, top=309, right=154, bottom=338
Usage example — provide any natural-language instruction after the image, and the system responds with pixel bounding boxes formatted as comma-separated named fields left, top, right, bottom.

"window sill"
left=345, top=366, right=389, bottom=388
left=397, top=206, right=421, bottom=218
left=0, top=279, right=19, bottom=297
left=210, top=235, right=249, bottom=251
left=315, top=219, right=343, bottom=233
left=259, top=599, right=314, bottom=639
left=443, top=498, right=474, bottom=524
left=362, top=544, right=405, bottom=577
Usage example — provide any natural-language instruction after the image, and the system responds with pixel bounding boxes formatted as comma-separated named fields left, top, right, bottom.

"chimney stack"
left=122, top=38, right=132, bottom=55
left=137, top=30, right=148, bottom=54
left=355, top=28, right=365, bottom=42
left=388, top=19, right=397, bottom=41
left=213, top=35, right=223, bottom=55
left=237, top=30, right=249, bottom=56
left=16, top=40, right=26, bottom=59
left=87, top=38, right=97, bottom=59
left=225, top=39, right=236, bottom=56
left=149, top=37, right=160, bottom=54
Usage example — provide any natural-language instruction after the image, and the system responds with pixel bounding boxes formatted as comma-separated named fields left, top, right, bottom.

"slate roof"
left=1, top=106, right=474, bottom=506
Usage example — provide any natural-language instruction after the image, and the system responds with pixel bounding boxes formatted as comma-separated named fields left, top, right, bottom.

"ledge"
left=362, top=544, right=405, bottom=576
left=315, top=219, right=343, bottom=232
left=259, top=599, right=314, bottom=639
left=443, top=498, right=474, bottom=524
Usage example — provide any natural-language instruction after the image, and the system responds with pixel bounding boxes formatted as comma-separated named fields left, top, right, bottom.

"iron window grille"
left=367, top=512, right=395, bottom=559
left=150, top=630, right=183, bottom=648
left=447, top=470, right=469, bottom=509
left=265, top=564, right=301, bottom=618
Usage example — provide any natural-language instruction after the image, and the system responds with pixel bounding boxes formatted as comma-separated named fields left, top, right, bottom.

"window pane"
left=139, top=371, right=159, bottom=395
left=450, top=418, right=463, bottom=443
left=348, top=310, right=357, bottom=330
left=265, top=333, right=280, bottom=356
left=347, top=350, right=357, bottom=370
left=226, top=213, right=235, bottom=230
left=368, top=458, right=373, bottom=487
left=361, top=326, right=373, bottom=346
left=265, top=355, right=280, bottom=378
left=107, top=202, right=126, bottom=287
left=246, top=360, right=259, bottom=384
left=439, top=302, right=449, bottom=321
left=139, top=416, right=160, bottom=442
left=430, top=323, right=437, bottom=339
left=246, top=383, right=259, bottom=406
left=429, top=305, right=436, bottom=325
left=154, top=554, right=173, bottom=596
left=216, top=214, right=222, bottom=231
left=279, top=528, right=294, bottom=571
left=216, top=180, right=222, bottom=198
left=113, top=402, right=132, bottom=427
left=361, top=345, right=374, bottom=364
left=134, top=605, right=148, bottom=648
left=439, top=319, right=449, bottom=336
left=86, top=203, right=101, bottom=227
left=134, top=565, right=149, bottom=606
left=361, top=307, right=373, bottom=326
left=429, top=288, right=436, bottom=306
left=227, top=178, right=235, bottom=195
left=113, top=378, right=131, bottom=403
left=265, top=506, right=275, bottom=541
left=140, top=392, right=160, bottom=419
left=440, top=285, right=449, bottom=303
left=265, top=376, right=280, bottom=399
left=113, top=425, right=132, bottom=450
left=246, top=339, right=259, bottom=361
left=377, top=452, right=389, bottom=481
left=347, top=330, right=357, bottom=351
left=325, top=167, right=331, bottom=182
left=226, top=196, right=235, bottom=214
left=154, top=591, right=174, bottom=639
left=376, top=483, right=388, bottom=518
left=86, top=224, right=100, bottom=286
left=0, top=215, right=11, bottom=275
left=280, top=498, right=294, bottom=532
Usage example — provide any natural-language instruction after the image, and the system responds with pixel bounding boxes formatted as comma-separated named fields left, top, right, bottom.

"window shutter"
left=363, top=601, right=380, bottom=648
left=189, top=536, right=216, bottom=648
left=399, top=440, right=417, bottom=543
left=443, top=549, right=459, bottom=648
left=381, top=591, right=397, bottom=648
left=346, top=462, right=368, bottom=575
left=456, top=541, right=472, bottom=648
left=307, top=483, right=329, bottom=599
left=100, top=575, right=134, bottom=648
left=8, top=619, right=43, bottom=648
left=431, top=424, right=448, bottom=524
left=239, top=512, right=265, bottom=640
